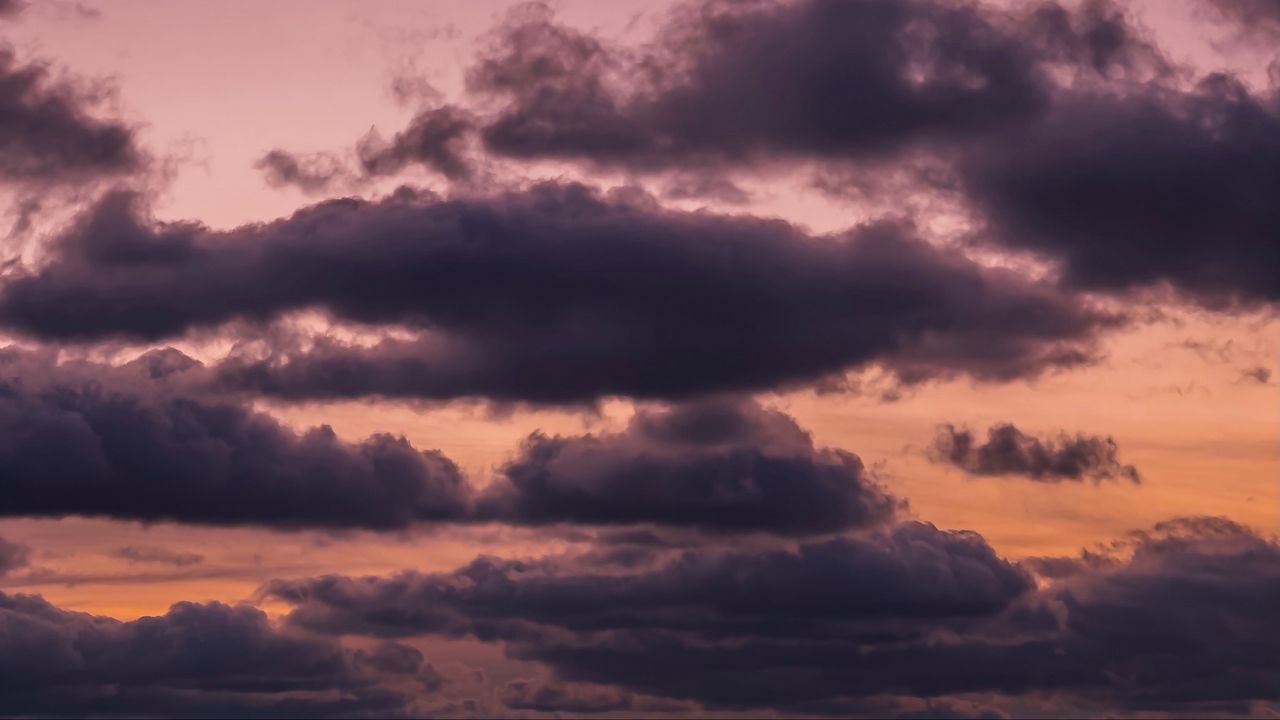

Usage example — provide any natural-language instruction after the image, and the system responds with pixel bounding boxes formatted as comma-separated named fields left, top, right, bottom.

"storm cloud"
left=930, top=423, right=1140, bottom=483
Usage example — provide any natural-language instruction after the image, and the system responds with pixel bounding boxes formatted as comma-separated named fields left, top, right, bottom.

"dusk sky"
left=0, top=0, right=1277, bottom=717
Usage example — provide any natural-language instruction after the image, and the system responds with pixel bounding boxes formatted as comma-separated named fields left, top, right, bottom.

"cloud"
left=0, top=349, right=472, bottom=529
left=448, top=0, right=1280, bottom=309
left=465, top=0, right=1147, bottom=170
left=356, top=106, right=475, bottom=180
left=255, top=149, right=355, bottom=194
left=477, top=396, right=901, bottom=534
left=1240, top=366, right=1272, bottom=384
left=0, top=536, right=29, bottom=576
left=113, top=546, right=205, bottom=567
left=0, top=358, right=911, bottom=536
left=0, top=184, right=1115, bottom=402
left=265, top=520, right=1034, bottom=646
left=0, top=592, right=434, bottom=717
left=263, top=516, right=1280, bottom=714
left=257, top=106, right=475, bottom=194
left=959, top=77, right=1280, bottom=308
left=0, top=46, right=143, bottom=186
left=499, top=679, right=636, bottom=714
left=930, top=423, right=1140, bottom=483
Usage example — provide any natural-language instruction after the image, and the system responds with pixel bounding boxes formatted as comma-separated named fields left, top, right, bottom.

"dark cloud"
left=0, top=349, right=472, bottom=529
left=258, top=106, right=474, bottom=193
left=0, top=46, right=142, bottom=185
left=1046, top=516, right=1280, bottom=710
left=0, top=0, right=24, bottom=18
left=113, top=545, right=205, bottom=567
left=457, top=1, right=1280, bottom=308
left=477, top=396, right=901, bottom=534
left=0, top=359, right=914, bottom=537
left=960, top=77, right=1280, bottom=307
left=265, top=520, right=1033, bottom=644
left=466, top=0, right=1144, bottom=169
left=255, top=149, right=353, bottom=194
left=0, top=535, right=29, bottom=576
left=930, top=423, right=1140, bottom=483
left=0, top=184, right=1112, bottom=403
left=357, top=105, right=475, bottom=180
left=264, top=516, right=1280, bottom=714
left=0, top=592, right=432, bottom=717
left=1240, top=366, right=1272, bottom=384
left=499, top=679, right=636, bottom=714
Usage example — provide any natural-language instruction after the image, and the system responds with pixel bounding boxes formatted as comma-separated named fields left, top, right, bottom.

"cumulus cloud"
left=478, top=396, right=901, bottom=534
left=0, top=349, right=472, bottom=529
left=0, top=358, right=904, bottom=536
left=0, top=592, right=436, bottom=717
left=930, top=423, right=1140, bottom=483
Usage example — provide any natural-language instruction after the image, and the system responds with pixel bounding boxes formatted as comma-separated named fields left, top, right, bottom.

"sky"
left=0, top=0, right=1276, bottom=717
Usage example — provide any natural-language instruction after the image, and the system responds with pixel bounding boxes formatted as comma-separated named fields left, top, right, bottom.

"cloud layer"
left=263, top=516, right=1280, bottom=713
